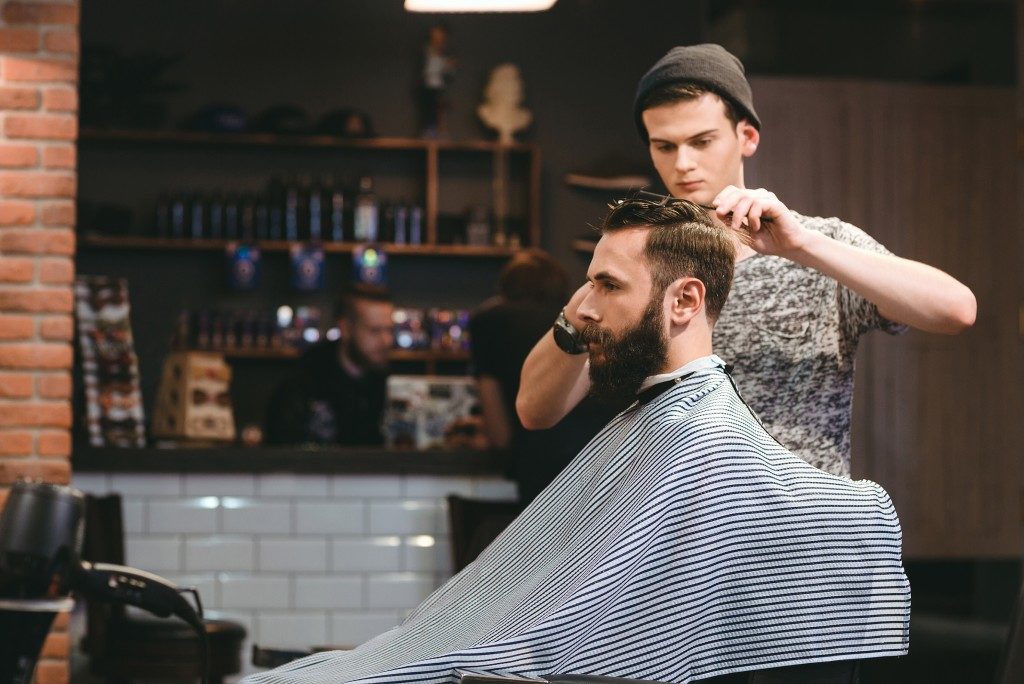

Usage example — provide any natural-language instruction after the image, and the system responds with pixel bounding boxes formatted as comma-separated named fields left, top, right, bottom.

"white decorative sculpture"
left=477, top=63, right=532, bottom=144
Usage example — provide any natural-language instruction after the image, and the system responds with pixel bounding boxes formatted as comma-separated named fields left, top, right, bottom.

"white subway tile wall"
left=71, top=472, right=518, bottom=676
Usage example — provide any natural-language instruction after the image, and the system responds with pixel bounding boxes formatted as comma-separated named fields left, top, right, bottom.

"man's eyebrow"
left=649, top=128, right=718, bottom=145
left=589, top=271, right=622, bottom=286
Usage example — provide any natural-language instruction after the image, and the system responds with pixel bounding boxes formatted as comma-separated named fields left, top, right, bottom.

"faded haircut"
left=600, top=196, right=735, bottom=322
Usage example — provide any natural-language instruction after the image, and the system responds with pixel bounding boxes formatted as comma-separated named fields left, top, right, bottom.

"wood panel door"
left=746, top=78, right=1022, bottom=558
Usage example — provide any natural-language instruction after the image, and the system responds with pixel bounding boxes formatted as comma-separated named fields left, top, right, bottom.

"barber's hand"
left=712, top=186, right=810, bottom=258
left=565, top=281, right=592, bottom=328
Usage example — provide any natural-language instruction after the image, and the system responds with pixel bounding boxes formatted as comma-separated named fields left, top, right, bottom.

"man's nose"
left=675, top=148, right=696, bottom=173
left=576, top=290, right=599, bottom=323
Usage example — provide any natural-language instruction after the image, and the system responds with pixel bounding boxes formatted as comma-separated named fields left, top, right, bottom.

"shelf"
left=390, top=349, right=469, bottom=362
left=79, top=128, right=536, bottom=154
left=79, top=234, right=521, bottom=258
left=213, top=348, right=469, bottom=363
left=72, top=444, right=504, bottom=475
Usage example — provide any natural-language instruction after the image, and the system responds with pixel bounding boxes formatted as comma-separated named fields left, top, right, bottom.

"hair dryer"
left=0, top=480, right=207, bottom=684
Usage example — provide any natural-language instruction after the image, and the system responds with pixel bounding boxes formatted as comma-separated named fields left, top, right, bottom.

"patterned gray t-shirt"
left=713, top=213, right=907, bottom=477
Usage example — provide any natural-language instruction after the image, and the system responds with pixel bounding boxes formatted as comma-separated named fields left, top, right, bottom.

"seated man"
left=245, top=198, right=909, bottom=684
left=265, top=284, right=393, bottom=446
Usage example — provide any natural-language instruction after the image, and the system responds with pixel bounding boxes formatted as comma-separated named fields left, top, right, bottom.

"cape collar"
left=636, top=355, right=729, bottom=406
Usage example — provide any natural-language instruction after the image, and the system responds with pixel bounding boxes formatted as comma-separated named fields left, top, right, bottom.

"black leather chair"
left=80, top=493, right=246, bottom=683
left=995, top=577, right=1024, bottom=684
left=446, top=495, right=524, bottom=573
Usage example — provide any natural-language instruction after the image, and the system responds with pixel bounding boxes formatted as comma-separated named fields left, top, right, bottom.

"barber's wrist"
left=552, top=308, right=587, bottom=355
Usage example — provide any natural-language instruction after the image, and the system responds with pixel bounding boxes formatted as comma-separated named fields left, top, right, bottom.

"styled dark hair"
left=498, top=248, right=567, bottom=305
left=640, top=82, right=742, bottom=130
left=336, top=283, right=392, bottom=322
left=601, top=195, right=735, bottom=322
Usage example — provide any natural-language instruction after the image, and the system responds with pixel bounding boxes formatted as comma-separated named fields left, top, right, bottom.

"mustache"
left=579, top=323, right=611, bottom=347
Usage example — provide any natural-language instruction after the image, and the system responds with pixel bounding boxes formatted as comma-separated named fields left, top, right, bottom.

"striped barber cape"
left=244, top=356, right=910, bottom=684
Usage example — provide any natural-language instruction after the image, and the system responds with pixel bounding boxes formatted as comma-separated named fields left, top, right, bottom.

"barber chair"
left=447, top=495, right=524, bottom=572
left=995, top=576, right=1024, bottom=684
left=80, top=493, right=246, bottom=683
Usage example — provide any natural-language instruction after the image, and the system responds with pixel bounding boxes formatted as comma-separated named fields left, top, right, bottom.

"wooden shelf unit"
left=78, top=127, right=541, bottom=251
left=78, top=234, right=520, bottom=258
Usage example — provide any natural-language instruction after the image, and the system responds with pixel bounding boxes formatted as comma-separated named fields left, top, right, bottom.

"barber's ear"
left=337, top=318, right=351, bottom=338
left=739, top=121, right=759, bottom=158
left=667, top=277, right=705, bottom=326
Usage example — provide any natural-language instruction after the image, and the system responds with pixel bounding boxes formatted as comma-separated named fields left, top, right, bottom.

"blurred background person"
left=266, top=284, right=394, bottom=446
left=471, top=248, right=623, bottom=505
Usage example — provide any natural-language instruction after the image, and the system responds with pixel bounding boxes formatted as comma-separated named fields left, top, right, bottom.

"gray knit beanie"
left=633, top=43, right=760, bottom=142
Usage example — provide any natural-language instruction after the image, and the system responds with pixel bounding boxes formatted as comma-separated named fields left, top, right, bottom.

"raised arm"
left=516, top=283, right=593, bottom=430
left=714, top=186, right=977, bottom=334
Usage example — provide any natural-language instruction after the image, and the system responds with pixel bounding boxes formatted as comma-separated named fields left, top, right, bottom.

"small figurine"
left=420, top=24, right=456, bottom=138
left=477, top=63, right=532, bottom=144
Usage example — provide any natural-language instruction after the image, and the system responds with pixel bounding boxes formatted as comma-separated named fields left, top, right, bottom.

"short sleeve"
left=822, top=218, right=909, bottom=340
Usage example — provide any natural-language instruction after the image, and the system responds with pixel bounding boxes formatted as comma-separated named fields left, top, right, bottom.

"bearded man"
left=245, top=197, right=910, bottom=684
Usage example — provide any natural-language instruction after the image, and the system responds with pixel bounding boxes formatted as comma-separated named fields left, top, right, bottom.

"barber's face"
left=578, top=229, right=668, bottom=401
left=643, top=93, right=758, bottom=206
left=343, top=300, right=394, bottom=372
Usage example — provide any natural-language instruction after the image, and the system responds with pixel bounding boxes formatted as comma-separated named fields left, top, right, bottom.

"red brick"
left=36, top=373, right=70, bottom=399
left=42, top=88, right=76, bottom=113
left=2, top=3, right=80, bottom=26
left=0, top=229, right=74, bottom=255
left=43, top=30, right=78, bottom=56
left=0, top=430, right=33, bottom=456
left=0, top=288, right=73, bottom=313
left=0, top=457, right=71, bottom=485
left=0, top=315, right=34, bottom=340
left=4, top=114, right=76, bottom=141
left=0, top=402, right=71, bottom=429
left=40, top=201, right=74, bottom=226
left=34, top=658, right=69, bottom=684
left=0, top=86, right=40, bottom=110
left=39, top=315, right=72, bottom=341
left=38, top=257, right=73, bottom=284
left=0, top=143, right=39, bottom=169
left=37, top=430, right=70, bottom=456
left=0, top=373, right=33, bottom=398
left=41, top=145, right=75, bottom=169
left=1, top=56, right=77, bottom=83
left=0, top=172, right=75, bottom=198
left=0, top=201, right=35, bottom=226
left=0, top=28, right=40, bottom=52
left=0, top=344, right=72, bottom=369
left=0, top=258, right=35, bottom=283
left=41, top=631, right=69, bottom=658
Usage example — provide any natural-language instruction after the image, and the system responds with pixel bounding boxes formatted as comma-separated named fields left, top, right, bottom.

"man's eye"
left=654, top=144, right=674, bottom=153
left=692, top=138, right=711, bottom=148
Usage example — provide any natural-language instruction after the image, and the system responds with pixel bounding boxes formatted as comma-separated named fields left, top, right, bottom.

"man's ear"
left=738, top=121, right=759, bottom=158
left=666, top=277, right=705, bottom=327
left=337, top=318, right=351, bottom=339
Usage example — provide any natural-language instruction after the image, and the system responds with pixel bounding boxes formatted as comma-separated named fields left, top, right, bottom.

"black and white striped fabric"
left=245, top=356, right=910, bottom=684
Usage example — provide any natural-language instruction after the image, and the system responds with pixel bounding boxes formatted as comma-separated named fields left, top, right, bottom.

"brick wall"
left=0, top=1, right=79, bottom=682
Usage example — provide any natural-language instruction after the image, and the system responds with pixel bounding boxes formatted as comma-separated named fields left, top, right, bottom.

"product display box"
left=383, top=375, right=479, bottom=449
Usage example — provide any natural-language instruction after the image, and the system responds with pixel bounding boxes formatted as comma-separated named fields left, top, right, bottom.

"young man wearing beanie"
left=518, top=43, right=977, bottom=477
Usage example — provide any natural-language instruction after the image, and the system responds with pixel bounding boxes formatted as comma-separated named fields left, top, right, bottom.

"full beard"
left=582, top=299, right=668, bottom=405
left=345, top=338, right=388, bottom=375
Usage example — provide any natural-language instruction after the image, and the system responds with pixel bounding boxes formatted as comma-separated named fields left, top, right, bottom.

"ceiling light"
left=405, top=0, right=557, bottom=12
